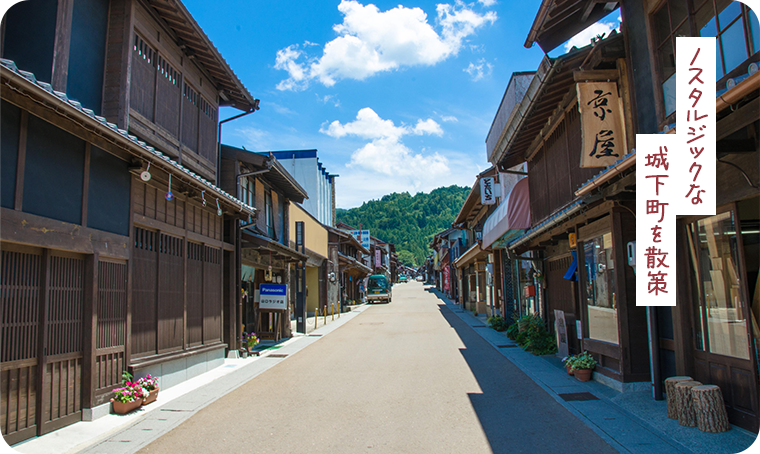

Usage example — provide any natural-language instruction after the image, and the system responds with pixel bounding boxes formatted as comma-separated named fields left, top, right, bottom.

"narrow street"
left=138, top=282, right=616, bottom=454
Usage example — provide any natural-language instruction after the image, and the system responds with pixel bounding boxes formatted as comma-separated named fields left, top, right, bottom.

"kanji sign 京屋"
left=577, top=82, right=627, bottom=168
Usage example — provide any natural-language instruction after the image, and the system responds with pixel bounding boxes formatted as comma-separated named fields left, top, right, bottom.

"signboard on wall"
left=480, top=176, right=497, bottom=205
left=554, top=310, right=569, bottom=358
left=349, top=230, right=371, bottom=250
left=375, top=249, right=381, bottom=268
left=577, top=82, right=626, bottom=168
left=443, top=267, right=450, bottom=292
left=259, top=284, right=287, bottom=310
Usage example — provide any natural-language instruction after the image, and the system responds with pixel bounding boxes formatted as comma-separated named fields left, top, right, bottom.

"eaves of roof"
left=0, top=58, right=255, bottom=217
left=146, top=0, right=256, bottom=110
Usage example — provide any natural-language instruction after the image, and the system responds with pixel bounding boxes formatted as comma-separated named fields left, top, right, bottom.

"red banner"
left=443, top=266, right=450, bottom=293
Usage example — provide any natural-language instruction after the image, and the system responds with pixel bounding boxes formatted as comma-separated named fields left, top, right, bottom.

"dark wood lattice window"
left=182, top=82, right=199, bottom=153
left=155, top=54, right=180, bottom=136
left=130, top=34, right=156, bottom=121
left=198, top=97, right=217, bottom=163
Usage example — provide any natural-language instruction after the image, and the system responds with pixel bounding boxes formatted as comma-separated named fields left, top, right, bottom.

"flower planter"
left=566, top=365, right=574, bottom=375
left=142, top=387, right=159, bottom=405
left=574, top=368, right=593, bottom=382
left=111, top=398, right=143, bottom=415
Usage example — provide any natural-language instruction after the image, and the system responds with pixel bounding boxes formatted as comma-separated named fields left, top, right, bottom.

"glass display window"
left=583, top=231, right=619, bottom=344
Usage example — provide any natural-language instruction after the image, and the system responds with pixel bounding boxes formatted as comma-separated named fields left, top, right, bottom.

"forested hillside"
left=336, top=185, right=470, bottom=267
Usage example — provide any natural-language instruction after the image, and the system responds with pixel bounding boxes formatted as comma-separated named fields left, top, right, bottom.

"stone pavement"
left=6, top=304, right=369, bottom=454
left=429, top=287, right=759, bottom=454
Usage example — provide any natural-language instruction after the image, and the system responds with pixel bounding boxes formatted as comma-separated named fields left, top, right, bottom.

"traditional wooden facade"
left=327, top=226, right=371, bottom=307
left=452, top=168, right=499, bottom=316
left=1, top=0, right=257, bottom=444
left=219, top=145, right=308, bottom=341
left=523, top=0, right=760, bottom=431
left=493, top=32, right=648, bottom=388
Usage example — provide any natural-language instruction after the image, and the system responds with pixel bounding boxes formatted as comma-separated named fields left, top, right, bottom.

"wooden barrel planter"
left=664, top=376, right=693, bottom=419
left=675, top=381, right=702, bottom=427
left=692, top=385, right=730, bottom=433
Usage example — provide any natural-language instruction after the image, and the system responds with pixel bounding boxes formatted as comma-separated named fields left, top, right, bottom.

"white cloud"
left=317, top=94, right=341, bottom=107
left=563, top=20, right=620, bottom=53
left=321, top=108, right=452, bottom=206
left=276, top=0, right=497, bottom=90
left=478, top=0, right=497, bottom=6
left=441, top=115, right=459, bottom=122
left=321, top=107, right=442, bottom=141
left=464, top=58, right=492, bottom=81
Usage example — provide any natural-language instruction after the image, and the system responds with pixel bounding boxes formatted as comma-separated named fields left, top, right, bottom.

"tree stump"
left=675, top=380, right=701, bottom=426
left=692, top=385, right=730, bottom=433
left=664, top=376, right=693, bottom=419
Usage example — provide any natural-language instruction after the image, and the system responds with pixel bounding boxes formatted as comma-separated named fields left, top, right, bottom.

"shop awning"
left=453, top=243, right=487, bottom=269
left=482, top=177, right=531, bottom=250
left=241, top=229, right=307, bottom=262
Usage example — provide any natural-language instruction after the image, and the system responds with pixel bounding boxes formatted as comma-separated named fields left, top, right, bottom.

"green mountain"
left=336, top=185, right=470, bottom=267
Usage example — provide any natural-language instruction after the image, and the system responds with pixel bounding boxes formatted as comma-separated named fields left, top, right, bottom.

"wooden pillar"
left=82, top=253, right=99, bottom=410
left=35, top=249, right=51, bottom=436
left=51, top=0, right=74, bottom=92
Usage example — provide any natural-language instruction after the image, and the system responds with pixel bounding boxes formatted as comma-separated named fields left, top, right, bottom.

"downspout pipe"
left=218, top=101, right=258, bottom=354
left=217, top=100, right=260, bottom=185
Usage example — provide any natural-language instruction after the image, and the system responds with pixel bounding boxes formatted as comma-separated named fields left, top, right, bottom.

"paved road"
left=139, top=282, right=617, bottom=454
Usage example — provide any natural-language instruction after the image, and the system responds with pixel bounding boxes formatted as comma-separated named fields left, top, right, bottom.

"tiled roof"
left=575, top=150, right=636, bottom=194
left=0, top=58, right=255, bottom=217
left=508, top=199, right=584, bottom=249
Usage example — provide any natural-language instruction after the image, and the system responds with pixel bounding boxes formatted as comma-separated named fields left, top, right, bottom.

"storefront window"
left=517, top=253, right=537, bottom=317
left=687, top=211, right=750, bottom=360
left=584, top=232, right=618, bottom=344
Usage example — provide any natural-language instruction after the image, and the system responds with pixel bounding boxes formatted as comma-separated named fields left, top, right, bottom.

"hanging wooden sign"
left=577, top=82, right=626, bottom=168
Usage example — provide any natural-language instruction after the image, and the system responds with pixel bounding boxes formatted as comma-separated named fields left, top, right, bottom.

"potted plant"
left=111, top=374, right=147, bottom=414
left=138, top=374, right=160, bottom=405
left=241, top=331, right=259, bottom=355
left=561, top=355, right=576, bottom=375
left=571, top=351, right=597, bottom=381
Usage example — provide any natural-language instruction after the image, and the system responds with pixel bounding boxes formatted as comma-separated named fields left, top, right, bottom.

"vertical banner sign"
left=637, top=134, right=677, bottom=307
left=577, top=82, right=627, bottom=168
left=674, top=37, right=715, bottom=216
left=480, top=176, right=497, bottom=205
left=443, top=266, right=450, bottom=293
left=259, top=284, right=288, bottom=310
left=375, top=249, right=381, bottom=268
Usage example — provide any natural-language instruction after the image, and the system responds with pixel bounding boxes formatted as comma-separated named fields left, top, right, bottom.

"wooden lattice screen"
left=1, top=249, right=41, bottom=443
left=93, top=260, right=127, bottom=404
left=155, top=55, right=180, bottom=136
left=130, top=34, right=156, bottom=121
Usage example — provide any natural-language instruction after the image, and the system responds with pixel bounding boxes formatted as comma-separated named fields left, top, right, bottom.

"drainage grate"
left=471, top=325, right=487, bottom=328
left=496, top=344, right=517, bottom=348
left=267, top=353, right=289, bottom=358
left=308, top=334, right=322, bottom=337
left=558, top=392, right=599, bottom=401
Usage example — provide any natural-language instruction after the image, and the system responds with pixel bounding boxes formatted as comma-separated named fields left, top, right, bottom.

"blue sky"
left=181, top=0, right=619, bottom=208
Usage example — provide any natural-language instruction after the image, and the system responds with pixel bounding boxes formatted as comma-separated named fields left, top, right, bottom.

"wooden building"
left=452, top=168, right=500, bottom=316
left=1, top=0, right=258, bottom=444
left=219, top=145, right=308, bottom=340
left=523, top=0, right=760, bottom=431
left=492, top=32, right=649, bottom=389
left=327, top=226, right=371, bottom=307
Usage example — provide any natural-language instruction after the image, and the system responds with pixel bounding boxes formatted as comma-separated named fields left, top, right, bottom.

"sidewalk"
left=7, top=304, right=369, bottom=454
left=430, top=288, right=758, bottom=454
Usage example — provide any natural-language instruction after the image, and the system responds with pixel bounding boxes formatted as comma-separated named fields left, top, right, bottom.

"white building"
left=267, top=150, right=337, bottom=226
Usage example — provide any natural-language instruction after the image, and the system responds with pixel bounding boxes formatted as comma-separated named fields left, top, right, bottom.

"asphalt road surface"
left=139, top=282, right=617, bottom=454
